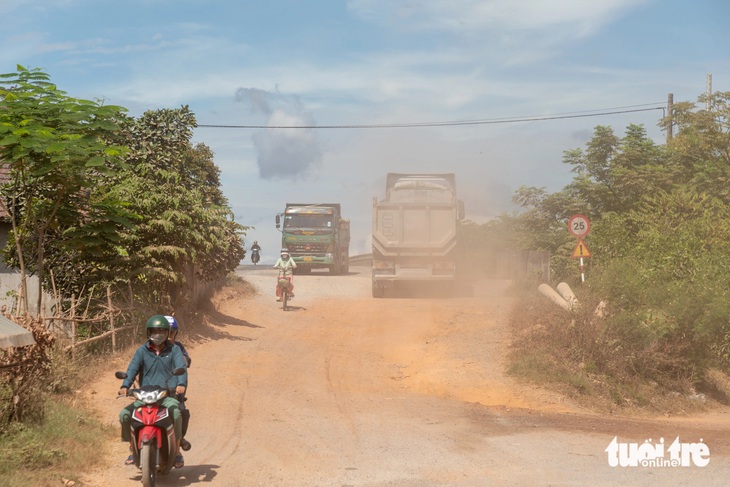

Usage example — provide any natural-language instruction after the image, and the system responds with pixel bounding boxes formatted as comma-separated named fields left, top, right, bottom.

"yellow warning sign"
left=571, top=239, right=592, bottom=259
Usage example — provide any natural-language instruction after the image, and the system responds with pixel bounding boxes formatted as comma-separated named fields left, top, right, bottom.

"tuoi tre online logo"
left=605, top=436, right=710, bottom=467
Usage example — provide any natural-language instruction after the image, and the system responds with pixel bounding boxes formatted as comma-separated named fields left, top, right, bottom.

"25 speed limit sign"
left=567, top=214, right=590, bottom=238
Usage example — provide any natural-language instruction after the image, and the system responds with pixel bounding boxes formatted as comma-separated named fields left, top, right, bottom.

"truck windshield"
left=284, top=214, right=334, bottom=229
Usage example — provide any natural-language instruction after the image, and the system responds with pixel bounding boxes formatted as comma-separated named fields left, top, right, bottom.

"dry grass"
left=0, top=350, right=117, bottom=487
left=208, top=273, right=258, bottom=307
left=507, top=283, right=721, bottom=416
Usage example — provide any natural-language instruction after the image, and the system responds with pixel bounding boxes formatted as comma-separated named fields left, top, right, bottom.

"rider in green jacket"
left=119, top=315, right=188, bottom=468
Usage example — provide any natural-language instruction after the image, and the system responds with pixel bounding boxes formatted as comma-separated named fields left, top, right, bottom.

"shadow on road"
left=281, top=305, right=306, bottom=312
left=188, top=309, right=262, bottom=344
left=131, top=463, right=220, bottom=485
left=381, top=279, right=475, bottom=299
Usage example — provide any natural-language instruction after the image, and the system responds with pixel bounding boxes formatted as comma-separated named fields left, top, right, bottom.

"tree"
left=662, top=91, right=730, bottom=202
left=0, top=66, right=129, bottom=314
left=110, top=106, right=246, bottom=309
left=0, top=68, right=246, bottom=316
left=561, top=124, right=668, bottom=215
left=514, top=90, right=730, bottom=381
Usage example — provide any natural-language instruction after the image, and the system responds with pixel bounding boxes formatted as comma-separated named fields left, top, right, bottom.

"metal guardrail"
left=348, top=253, right=372, bottom=266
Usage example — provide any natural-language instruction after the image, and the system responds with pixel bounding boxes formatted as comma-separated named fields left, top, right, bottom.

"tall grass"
left=507, top=275, right=726, bottom=414
left=0, top=399, right=115, bottom=487
left=0, top=345, right=118, bottom=487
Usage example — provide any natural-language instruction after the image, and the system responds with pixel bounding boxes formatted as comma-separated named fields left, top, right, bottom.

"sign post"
left=567, top=214, right=591, bottom=282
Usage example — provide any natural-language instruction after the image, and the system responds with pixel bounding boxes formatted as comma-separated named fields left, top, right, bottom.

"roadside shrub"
left=511, top=274, right=704, bottom=410
left=563, top=189, right=730, bottom=392
left=0, top=318, right=55, bottom=431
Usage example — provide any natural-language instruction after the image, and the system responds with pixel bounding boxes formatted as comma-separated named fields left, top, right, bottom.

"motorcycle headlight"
left=134, top=389, right=168, bottom=404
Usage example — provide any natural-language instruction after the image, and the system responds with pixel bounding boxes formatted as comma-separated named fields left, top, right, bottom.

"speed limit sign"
left=568, top=214, right=590, bottom=238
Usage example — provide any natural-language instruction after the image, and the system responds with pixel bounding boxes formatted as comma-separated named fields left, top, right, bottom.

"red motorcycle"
left=116, top=369, right=185, bottom=487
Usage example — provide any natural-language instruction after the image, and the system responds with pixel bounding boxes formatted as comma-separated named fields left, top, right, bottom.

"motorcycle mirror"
left=115, top=371, right=128, bottom=380
left=172, top=367, right=186, bottom=376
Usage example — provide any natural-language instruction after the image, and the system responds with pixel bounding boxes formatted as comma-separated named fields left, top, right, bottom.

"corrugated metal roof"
left=0, top=314, right=35, bottom=349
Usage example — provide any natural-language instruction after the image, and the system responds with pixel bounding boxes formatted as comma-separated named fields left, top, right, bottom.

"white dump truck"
left=371, top=173, right=465, bottom=297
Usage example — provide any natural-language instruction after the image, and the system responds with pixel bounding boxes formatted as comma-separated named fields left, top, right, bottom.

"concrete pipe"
left=538, top=283, right=571, bottom=311
left=556, top=282, right=579, bottom=310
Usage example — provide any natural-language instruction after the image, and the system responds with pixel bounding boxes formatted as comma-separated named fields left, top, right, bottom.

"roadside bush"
left=0, top=318, right=55, bottom=431
left=510, top=248, right=730, bottom=411
left=507, top=94, right=730, bottom=410
left=510, top=248, right=730, bottom=409
left=0, top=398, right=114, bottom=487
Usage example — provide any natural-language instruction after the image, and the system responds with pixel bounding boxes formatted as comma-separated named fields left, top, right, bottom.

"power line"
left=197, top=103, right=666, bottom=129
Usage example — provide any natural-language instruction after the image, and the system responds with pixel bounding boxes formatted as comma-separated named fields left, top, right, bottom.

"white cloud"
left=349, top=0, right=648, bottom=32
left=0, top=0, right=36, bottom=15
left=348, top=0, right=651, bottom=66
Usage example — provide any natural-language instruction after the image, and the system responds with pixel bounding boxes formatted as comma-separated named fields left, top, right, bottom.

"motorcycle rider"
left=119, top=315, right=188, bottom=468
left=165, top=315, right=192, bottom=452
left=251, top=240, right=261, bottom=264
left=274, top=248, right=297, bottom=301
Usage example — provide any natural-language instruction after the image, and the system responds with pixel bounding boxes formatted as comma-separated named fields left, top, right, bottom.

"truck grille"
left=288, top=242, right=329, bottom=255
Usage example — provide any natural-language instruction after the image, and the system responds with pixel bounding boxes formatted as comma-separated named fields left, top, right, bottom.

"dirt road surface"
left=83, top=265, right=730, bottom=486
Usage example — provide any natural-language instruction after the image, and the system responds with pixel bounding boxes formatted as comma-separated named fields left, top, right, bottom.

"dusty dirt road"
left=84, top=265, right=730, bottom=486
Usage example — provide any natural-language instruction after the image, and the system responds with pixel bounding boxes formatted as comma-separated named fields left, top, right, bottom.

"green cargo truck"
left=276, top=203, right=351, bottom=275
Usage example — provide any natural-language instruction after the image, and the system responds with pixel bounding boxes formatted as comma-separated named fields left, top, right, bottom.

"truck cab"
left=276, top=203, right=350, bottom=275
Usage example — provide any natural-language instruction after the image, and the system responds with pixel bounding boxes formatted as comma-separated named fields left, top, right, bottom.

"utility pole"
left=706, top=73, right=713, bottom=109
left=667, top=93, right=673, bottom=142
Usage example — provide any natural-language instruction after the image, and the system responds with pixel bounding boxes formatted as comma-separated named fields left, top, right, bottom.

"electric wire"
left=197, top=103, right=666, bottom=129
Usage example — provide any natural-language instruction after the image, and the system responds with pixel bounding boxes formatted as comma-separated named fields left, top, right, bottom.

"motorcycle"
left=116, top=368, right=185, bottom=487
left=251, top=248, right=260, bottom=265
left=277, top=271, right=292, bottom=311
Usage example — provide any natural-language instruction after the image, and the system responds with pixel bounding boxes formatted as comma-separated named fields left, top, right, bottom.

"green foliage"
left=562, top=124, right=669, bottom=214
left=0, top=66, right=130, bottom=313
left=0, top=67, right=246, bottom=314
left=663, top=92, right=730, bottom=200
left=0, top=399, right=113, bottom=486
left=109, top=106, right=246, bottom=308
left=0, top=341, right=123, bottom=485
left=505, top=90, right=730, bottom=402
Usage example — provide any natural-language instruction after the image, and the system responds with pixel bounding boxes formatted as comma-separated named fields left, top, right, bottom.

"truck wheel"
left=330, top=262, right=340, bottom=275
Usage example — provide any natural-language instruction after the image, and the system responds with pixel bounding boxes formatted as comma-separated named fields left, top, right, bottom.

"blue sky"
left=1, top=0, right=728, bottom=262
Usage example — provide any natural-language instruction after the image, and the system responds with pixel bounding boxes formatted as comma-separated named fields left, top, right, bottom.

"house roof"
left=0, top=314, right=35, bottom=349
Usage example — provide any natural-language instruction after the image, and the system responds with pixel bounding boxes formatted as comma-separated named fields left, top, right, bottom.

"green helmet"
left=146, top=315, right=171, bottom=331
